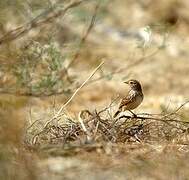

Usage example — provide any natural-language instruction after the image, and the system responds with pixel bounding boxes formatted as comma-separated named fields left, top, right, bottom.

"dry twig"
left=67, top=0, right=101, bottom=68
left=43, top=61, right=104, bottom=128
left=0, top=0, right=87, bottom=45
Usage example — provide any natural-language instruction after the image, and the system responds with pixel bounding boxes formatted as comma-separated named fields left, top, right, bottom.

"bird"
left=113, top=79, right=143, bottom=118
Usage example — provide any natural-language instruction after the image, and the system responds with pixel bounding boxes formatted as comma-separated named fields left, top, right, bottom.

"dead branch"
left=67, top=0, right=101, bottom=68
left=43, top=61, right=104, bottom=128
left=0, top=0, right=88, bottom=45
left=118, top=115, right=189, bottom=125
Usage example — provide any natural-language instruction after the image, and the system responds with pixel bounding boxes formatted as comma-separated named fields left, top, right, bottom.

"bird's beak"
left=124, top=81, right=129, bottom=84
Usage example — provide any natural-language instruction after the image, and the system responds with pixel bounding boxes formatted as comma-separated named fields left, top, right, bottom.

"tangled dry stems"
left=28, top=101, right=189, bottom=155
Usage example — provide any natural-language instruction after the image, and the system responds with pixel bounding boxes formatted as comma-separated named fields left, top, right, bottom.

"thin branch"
left=158, top=100, right=189, bottom=120
left=67, top=0, right=101, bottom=68
left=168, top=100, right=189, bottom=115
left=26, top=118, right=43, bottom=131
left=118, top=115, right=189, bottom=124
left=43, top=61, right=104, bottom=128
left=0, top=0, right=87, bottom=45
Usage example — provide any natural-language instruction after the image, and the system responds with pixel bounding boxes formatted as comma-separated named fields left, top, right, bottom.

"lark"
left=114, top=79, right=143, bottom=118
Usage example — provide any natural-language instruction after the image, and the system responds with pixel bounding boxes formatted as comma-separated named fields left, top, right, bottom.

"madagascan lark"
left=114, top=79, right=143, bottom=118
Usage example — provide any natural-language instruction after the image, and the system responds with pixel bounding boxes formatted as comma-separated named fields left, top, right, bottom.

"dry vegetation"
left=0, top=0, right=189, bottom=179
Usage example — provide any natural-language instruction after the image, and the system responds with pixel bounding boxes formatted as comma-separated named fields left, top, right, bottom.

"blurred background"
left=0, top=0, right=189, bottom=179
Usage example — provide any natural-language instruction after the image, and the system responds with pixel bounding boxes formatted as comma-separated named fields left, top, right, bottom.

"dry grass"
left=22, top=103, right=189, bottom=180
left=27, top=102, right=189, bottom=153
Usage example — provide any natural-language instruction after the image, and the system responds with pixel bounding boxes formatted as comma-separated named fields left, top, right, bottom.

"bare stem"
left=43, top=61, right=104, bottom=128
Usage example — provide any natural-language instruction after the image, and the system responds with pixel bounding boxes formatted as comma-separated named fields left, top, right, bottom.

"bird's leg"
left=129, top=110, right=137, bottom=118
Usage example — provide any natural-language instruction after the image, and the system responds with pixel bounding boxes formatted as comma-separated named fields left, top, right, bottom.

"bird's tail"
left=113, top=109, right=121, bottom=118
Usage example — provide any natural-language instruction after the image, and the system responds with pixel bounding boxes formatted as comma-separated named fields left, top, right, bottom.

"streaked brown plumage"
left=114, top=79, right=143, bottom=118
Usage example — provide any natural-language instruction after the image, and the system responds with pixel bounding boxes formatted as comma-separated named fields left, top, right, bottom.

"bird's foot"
left=129, top=110, right=137, bottom=118
left=132, top=114, right=137, bottom=118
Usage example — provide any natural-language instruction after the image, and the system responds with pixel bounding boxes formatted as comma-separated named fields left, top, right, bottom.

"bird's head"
left=124, top=79, right=142, bottom=91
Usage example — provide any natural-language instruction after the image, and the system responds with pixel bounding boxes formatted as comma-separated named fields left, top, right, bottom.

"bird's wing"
left=118, top=93, right=135, bottom=109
